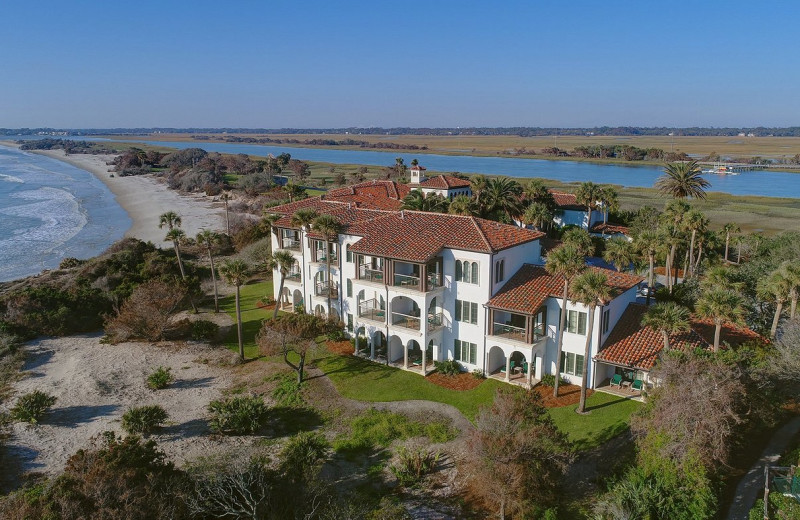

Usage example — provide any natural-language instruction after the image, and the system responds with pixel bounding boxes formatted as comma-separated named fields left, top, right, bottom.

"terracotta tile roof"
left=325, top=180, right=411, bottom=202
left=272, top=205, right=387, bottom=237
left=595, top=303, right=764, bottom=371
left=411, top=165, right=427, bottom=170
left=268, top=197, right=335, bottom=216
left=347, top=212, right=544, bottom=263
left=418, top=175, right=472, bottom=190
left=486, top=264, right=643, bottom=315
left=691, top=318, right=764, bottom=348
left=550, top=190, right=587, bottom=211
left=595, top=303, right=708, bottom=370
left=591, top=223, right=631, bottom=236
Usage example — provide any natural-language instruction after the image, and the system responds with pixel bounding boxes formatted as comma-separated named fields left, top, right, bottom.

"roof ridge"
left=470, top=217, right=494, bottom=253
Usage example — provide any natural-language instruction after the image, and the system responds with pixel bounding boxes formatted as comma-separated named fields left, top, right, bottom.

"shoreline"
left=1, top=142, right=226, bottom=246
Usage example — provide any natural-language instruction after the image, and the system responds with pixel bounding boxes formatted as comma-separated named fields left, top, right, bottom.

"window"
left=346, top=245, right=352, bottom=263
left=602, top=309, right=610, bottom=334
left=346, top=279, right=352, bottom=298
left=494, top=259, right=505, bottom=283
left=347, top=314, right=353, bottom=332
left=454, top=339, right=477, bottom=364
left=455, top=260, right=480, bottom=284
left=567, top=310, right=587, bottom=335
left=560, top=352, right=585, bottom=376
left=455, top=299, right=478, bottom=325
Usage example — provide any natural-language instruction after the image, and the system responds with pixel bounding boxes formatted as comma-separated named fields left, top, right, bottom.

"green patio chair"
left=522, top=362, right=529, bottom=374
left=631, top=379, right=644, bottom=392
left=500, top=361, right=515, bottom=374
left=610, top=374, right=623, bottom=388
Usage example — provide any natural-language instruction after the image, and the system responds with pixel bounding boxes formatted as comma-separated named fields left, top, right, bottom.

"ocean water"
left=0, top=145, right=130, bottom=282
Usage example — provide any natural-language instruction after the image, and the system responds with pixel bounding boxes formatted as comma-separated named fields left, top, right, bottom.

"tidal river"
left=106, top=138, right=799, bottom=199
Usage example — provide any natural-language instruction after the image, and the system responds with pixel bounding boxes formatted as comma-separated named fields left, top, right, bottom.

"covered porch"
left=593, top=362, right=648, bottom=401
left=486, top=345, right=542, bottom=388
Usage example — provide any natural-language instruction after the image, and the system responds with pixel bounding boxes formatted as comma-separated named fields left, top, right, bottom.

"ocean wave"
left=0, top=187, right=87, bottom=254
left=0, top=173, right=24, bottom=183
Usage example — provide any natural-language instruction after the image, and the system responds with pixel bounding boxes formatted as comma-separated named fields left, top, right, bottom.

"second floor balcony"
left=358, top=298, right=386, bottom=322
left=358, top=264, right=385, bottom=283
left=315, top=280, right=338, bottom=299
left=285, top=271, right=301, bottom=283
left=489, top=308, right=547, bottom=344
left=280, top=237, right=301, bottom=251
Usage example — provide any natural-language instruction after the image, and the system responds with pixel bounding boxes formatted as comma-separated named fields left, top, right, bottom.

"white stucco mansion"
left=266, top=173, right=651, bottom=391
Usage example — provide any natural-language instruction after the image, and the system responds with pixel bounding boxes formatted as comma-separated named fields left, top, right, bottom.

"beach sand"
left=26, top=148, right=226, bottom=246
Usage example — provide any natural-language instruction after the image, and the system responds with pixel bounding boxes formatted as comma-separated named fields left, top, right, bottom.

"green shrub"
left=271, top=374, right=303, bottom=407
left=121, top=405, right=168, bottom=435
left=434, top=359, right=461, bottom=376
left=390, top=446, right=440, bottom=487
left=279, top=431, right=329, bottom=481
left=11, top=390, right=57, bottom=424
left=540, top=373, right=570, bottom=387
left=191, top=319, right=219, bottom=341
left=208, top=395, right=268, bottom=435
left=326, top=328, right=346, bottom=341
left=425, top=421, right=458, bottom=443
left=472, top=369, right=486, bottom=379
left=147, top=366, right=173, bottom=390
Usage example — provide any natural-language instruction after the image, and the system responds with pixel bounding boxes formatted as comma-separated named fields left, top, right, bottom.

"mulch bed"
left=534, top=383, right=593, bottom=408
left=427, top=372, right=484, bottom=391
left=325, top=340, right=354, bottom=356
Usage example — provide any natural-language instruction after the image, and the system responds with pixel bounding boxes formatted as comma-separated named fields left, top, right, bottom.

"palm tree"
left=291, top=208, right=318, bottom=230
left=448, top=194, right=479, bottom=216
left=597, top=185, right=619, bottom=224
left=219, top=259, right=250, bottom=361
left=781, top=260, right=800, bottom=319
left=696, top=288, right=744, bottom=352
left=313, top=214, right=342, bottom=312
left=270, top=250, right=297, bottom=319
left=402, top=190, right=449, bottom=213
left=283, top=183, right=305, bottom=202
left=521, top=202, right=553, bottom=231
left=684, top=210, right=708, bottom=278
left=758, top=269, right=791, bottom=338
left=634, top=229, right=665, bottom=305
left=722, top=223, right=740, bottom=263
left=196, top=229, right=221, bottom=313
left=164, top=227, right=187, bottom=279
left=701, top=265, right=744, bottom=293
left=470, top=174, right=489, bottom=210
left=545, top=244, right=586, bottom=397
left=523, top=178, right=556, bottom=209
left=483, top=177, right=523, bottom=221
left=562, top=228, right=593, bottom=257
left=574, top=182, right=602, bottom=229
left=661, top=200, right=689, bottom=290
left=570, top=271, right=611, bottom=414
left=656, top=161, right=710, bottom=200
left=641, top=302, right=690, bottom=352
left=603, top=237, right=636, bottom=272
left=159, top=211, right=182, bottom=231
left=220, top=192, right=231, bottom=235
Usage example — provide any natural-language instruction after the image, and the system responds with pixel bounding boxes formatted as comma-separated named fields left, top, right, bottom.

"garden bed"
left=325, top=340, right=354, bottom=356
left=535, top=383, right=593, bottom=408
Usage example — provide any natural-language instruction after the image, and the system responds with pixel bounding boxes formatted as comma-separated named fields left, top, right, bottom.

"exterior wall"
left=552, top=208, right=604, bottom=230
left=490, top=240, right=542, bottom=295
left=420, top=187, right=472, bottom=199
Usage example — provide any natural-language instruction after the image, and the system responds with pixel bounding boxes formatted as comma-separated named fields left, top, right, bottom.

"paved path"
left=725, top=416, right=800, bottom=520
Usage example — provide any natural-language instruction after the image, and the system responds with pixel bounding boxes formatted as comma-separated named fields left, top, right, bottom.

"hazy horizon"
left=3, top=1, right=799, bottom=128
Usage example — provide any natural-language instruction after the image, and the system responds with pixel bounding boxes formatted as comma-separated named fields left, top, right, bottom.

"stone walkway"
left=725, top=416, right=800, bottom=520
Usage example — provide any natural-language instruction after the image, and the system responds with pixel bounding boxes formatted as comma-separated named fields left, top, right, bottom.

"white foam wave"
left=0, top=173, right=24, bottom=183
left=0, top=187, right=87, bottom=255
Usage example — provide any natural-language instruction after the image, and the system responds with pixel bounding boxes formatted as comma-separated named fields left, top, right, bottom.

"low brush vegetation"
left=122, top=405, right=169, bottom=436
left=390, top=446, right=441, bottom=487
left=208, top=395, right=268, bottom=435
left=333, top=409, right=456, bottom=454
left=10, top=390, right=57, bottom=425
left=146, top=367, right=173, bottom=390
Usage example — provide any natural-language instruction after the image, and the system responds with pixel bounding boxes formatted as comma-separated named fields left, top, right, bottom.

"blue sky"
left=2, top=0, right=798, bottom=128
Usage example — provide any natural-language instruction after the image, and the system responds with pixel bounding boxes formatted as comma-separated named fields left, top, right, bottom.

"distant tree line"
left=508, top=144, right=691, bottom=162
left=204, top=135, right=428, bottom=150
left=17, top=138, right=116, bottom=154
left=7, top=126, right=800, bottom=137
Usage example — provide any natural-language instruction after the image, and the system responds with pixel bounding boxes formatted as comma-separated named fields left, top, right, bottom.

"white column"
left=505, top=355, right=511, bottom=382
left=527, top=353, right=533, bottom=387
left=403, top=344, right=409, bottom=369
left=421, top=344, right=427, bottom=375
left=370, top=340, right=375, bottom=360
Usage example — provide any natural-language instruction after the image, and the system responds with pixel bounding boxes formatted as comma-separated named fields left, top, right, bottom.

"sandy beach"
left=22, top=146, right=226, bottom=246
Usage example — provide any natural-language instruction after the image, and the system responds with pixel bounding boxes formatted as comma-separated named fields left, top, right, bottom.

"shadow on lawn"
left=310, top=355, right=396, bottom=382
left=585, top=396, right=629, bottom=412
left=268, top=406, right=324, bottom=437
left=572, top=423, right=631, bottom=452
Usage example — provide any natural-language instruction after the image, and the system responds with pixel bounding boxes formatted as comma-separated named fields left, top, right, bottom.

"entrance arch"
left=354, top=326, right=367, bottom=356
left=488, top=346, right=506, bottom=375
left=292, top=289, right=302, bottom=311
left=388, top=335, right=404, bottom=364
left=314, top=304, right=326, bottom=318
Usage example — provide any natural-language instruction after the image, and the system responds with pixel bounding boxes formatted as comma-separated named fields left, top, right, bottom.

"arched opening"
left=329, top=307, right=340, bottom=323
left=407, top=339, right=422, bottom=366
left=488, top=346, right=506, bottom=375
left=314, top=304, right=326, bottom=319
left=391, top=295, right=421, bottom=330
left=292, top=289, right=303, bottom=312
left=280, top=287, right=291, bottom=311
left=388, top=335, right=404, bottom=364
left=510, top=351, right=528, bottom=382
left=427, top=339, right=436, bottom=364
left=373, top=331, right=387, bottom=358
left=354, top=326, right=367, bottom=356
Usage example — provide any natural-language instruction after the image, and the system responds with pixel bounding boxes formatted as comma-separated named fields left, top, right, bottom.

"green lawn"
left=316, top=353, right=503, bottom=422
left=220, top=278, right=275, bottom=358
left=548, top=392, right=642, bottom=451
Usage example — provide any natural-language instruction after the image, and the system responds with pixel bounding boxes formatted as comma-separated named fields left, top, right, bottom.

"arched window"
left=471, top=262, right=479, bottom=284
left=455, top=260, right=462, bottom=280
left=495, top=259, right=505, bottom=283
left=346, top=279, right=352, bottom=298
left=462, top=261, right=471, bottom=283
